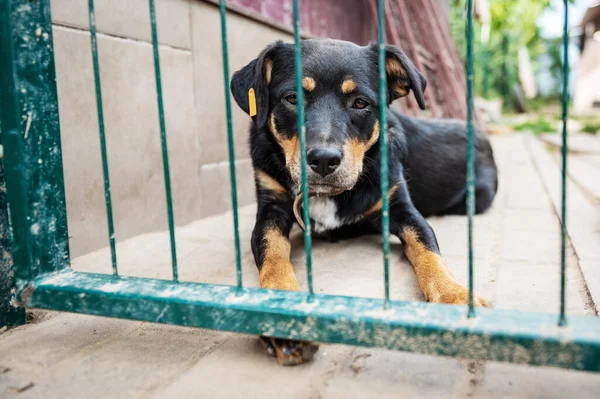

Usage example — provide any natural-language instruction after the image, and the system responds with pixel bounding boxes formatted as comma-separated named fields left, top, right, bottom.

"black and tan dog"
left=230, top=39, right=498, bottom=366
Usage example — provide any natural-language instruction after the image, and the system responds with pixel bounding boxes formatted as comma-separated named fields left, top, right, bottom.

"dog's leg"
left=251, top=170, right=319, bottom=365
left=255, top=225, right=299, bottom=291
left=390, top=186, right=491, bottom=307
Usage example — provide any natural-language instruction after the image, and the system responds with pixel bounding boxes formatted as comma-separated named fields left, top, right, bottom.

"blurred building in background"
left=573, top=2, right=600, bottom=115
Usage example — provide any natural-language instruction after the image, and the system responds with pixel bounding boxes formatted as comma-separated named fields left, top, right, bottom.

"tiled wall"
left=51, top=0, right=293, bottom=256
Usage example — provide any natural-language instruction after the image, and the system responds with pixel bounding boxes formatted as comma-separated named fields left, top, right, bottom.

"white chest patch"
left=308, top=197, right=344, bottom=233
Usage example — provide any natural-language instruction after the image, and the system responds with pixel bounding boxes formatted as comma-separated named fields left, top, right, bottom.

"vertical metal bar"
left=377, top=0, right=391, bottom=308
left=366, top=0, right=408, bottom=116
left=421, top=0, right=466, bottom=119
left=408, top=1, right=453, bottom=118
left=394, top=0, right=440, bottom=117
left=465, top=0, right=476, bottom=318
left=0, top=0, right=71, bottom=289
left=368, top=0, right=414, bottom=116
left=481, top=44, right=490, bottom=99
left=88, top=0, right=118, bottom=276
left=382, top=1, right=418, bottom=114
left=219, top=0, right=243, bottom=292
left=559, top=0, right=569, bottom=327
left=429, top=1, right=467, bottom=100
left=292, top=0, right=314, bottom=300
left=149, top=0, right=178, bottom=282
left=501, top=35, right=511, bottom=109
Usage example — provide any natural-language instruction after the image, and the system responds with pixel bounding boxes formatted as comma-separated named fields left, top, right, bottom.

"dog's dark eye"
left=352, top=99, right=369, bottom=109
left=285, top=94, right=297, bottom=105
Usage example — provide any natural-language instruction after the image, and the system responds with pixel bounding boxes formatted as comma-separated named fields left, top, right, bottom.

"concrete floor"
left=1, top=135, right=599, bottom=398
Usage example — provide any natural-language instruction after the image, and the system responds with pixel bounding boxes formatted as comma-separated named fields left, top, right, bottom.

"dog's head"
left=231, top=39, right=426, bottom=195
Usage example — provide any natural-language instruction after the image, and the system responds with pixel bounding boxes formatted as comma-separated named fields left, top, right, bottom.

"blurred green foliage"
left=581, top=121, right=600, bottom=134
left=450, top=0, right=571, bottom=103
left=513, top=118, right=556, bottom=135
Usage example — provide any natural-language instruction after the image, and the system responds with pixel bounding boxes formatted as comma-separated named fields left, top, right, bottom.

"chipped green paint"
left=376, top=0, right=391, bottom=307
left=465, top=0, right=476, bottom=317
left=0, top=160, right=25, bottom=327
left=0, top=0, right=70, bottom=289
left=0, top=1, right=25, bottom=328
left=25, top=271, right=600, bottom=371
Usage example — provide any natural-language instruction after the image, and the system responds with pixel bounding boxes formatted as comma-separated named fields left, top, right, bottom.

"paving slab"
left=1, top=135, right=599, bottom=398
left=540, top=133, right=600, bottom=154
left=528, top=135, right=600, bottom=313
left=565, top=154, right=600, bottom=204
left=472, top=362, right=600, bottom=399
left=576, top=153, right=600, bottom=169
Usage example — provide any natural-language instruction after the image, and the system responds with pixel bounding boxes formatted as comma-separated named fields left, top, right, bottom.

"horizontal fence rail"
left=2, top=0, right=599, bottom=372
left=25, top=271, right=600, bottom=371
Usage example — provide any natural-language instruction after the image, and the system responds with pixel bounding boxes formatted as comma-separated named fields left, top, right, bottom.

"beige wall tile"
left=198, top=159, right=255, bottom=218
left=53, top=26, right=198, bottom=257
left=53, top=26, right=109, bottom=257
left=191, top=1, right=292, bottom=165
left=51, top=0, right=192, bottom=49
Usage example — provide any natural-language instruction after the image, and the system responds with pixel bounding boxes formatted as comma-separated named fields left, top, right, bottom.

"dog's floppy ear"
left=376, top=44, right=427, bottom=110
left=230, top=41, right=283, bottom=128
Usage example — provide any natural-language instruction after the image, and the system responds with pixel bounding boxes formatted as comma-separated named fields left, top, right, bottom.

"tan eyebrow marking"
left=341, top=79, right=357, bottom=94
left=302, top=77, right=316, bottom=91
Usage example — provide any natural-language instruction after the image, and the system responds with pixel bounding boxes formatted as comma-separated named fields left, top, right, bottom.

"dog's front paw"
left=429, top=280, right=491, bottom=308
left=259, top=336, right=319, bottom=366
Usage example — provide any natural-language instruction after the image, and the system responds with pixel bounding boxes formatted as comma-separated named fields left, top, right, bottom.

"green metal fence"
left=1, top=0, right=599, bottom=371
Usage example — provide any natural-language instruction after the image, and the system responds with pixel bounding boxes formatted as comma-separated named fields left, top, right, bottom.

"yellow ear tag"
left=248, top=88, right=257, bottom=117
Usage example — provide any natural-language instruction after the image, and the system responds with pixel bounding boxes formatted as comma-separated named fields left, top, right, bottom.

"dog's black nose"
left=307, top=147, right=342, bottom=178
